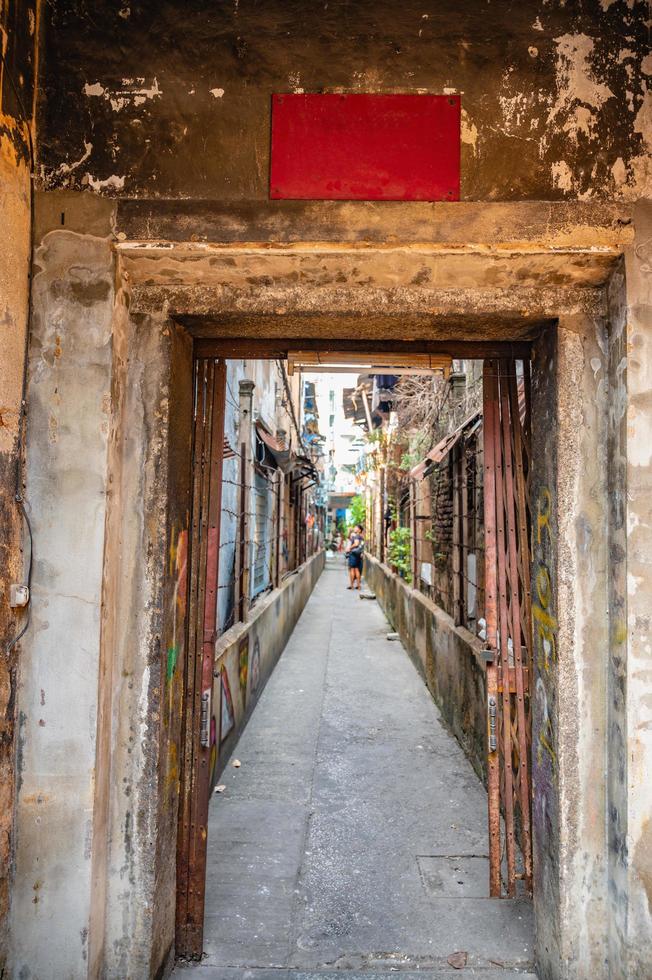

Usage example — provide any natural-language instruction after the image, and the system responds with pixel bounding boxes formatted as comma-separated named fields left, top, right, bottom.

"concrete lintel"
left=127, top=284, right=606, bottom=326
left=119, top=245, right=617, bottom=292
left=118, top=240, right=613, bottom=324
left=115, top=199, right=633, bottom=250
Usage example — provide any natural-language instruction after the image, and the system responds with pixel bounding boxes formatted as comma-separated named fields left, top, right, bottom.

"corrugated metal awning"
left=410, top=411, right=481, bottom=480
left=255, top=419, right=291, bottom=471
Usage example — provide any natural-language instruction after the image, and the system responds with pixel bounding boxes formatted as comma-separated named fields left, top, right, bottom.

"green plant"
left=399, top=451, right=419, bottom=471
left=423, top=529, right=447, bottom=566
left=348, top=494, right=366, bottom=531
left=388, top=526, right=412, bottom=583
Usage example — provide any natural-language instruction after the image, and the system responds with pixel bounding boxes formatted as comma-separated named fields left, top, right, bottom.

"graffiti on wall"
left=250, top=638, right=261, bottom=697
left=209, top=714, right=217, bottom=788
left=208, top=639, right=262, bottom=795
left=532, top=484, right=559, bottom=867
left=219, top=665, right=235, bottom=743
left=238, top=637, right=249, bottom=707
left=533, top=487, right=558, bottom=773
left=164, top=523, right=188, bottom=799
left=166, top=527, right=188, bottom=687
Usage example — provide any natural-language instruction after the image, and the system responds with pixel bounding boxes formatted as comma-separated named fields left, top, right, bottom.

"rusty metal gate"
left=482, top=358, right=533, bottom=898
left=176, top=357, right=226, bottom=957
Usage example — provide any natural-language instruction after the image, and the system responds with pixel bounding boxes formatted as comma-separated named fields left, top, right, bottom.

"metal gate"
left=176, top=357, right=226, bottom=957
left=482, top=358, right=533, bottom=898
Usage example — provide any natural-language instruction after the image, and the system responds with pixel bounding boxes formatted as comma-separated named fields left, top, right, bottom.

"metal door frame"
left=483, top=357, right=533, bottom=898
left=176, top=357, right=226, bottom=958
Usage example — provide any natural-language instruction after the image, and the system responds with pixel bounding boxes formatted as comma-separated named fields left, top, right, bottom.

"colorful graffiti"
left=163, top=523, right=189, bottom=801
left=209, top=715, right=217, bottom=788
left=250, top=638, right=261, bottom=697
left=166, top=527, right=188, bottom=685
left=533, top=487, right=558, bottom=773
left=238, top=637, right=249, bottom=707
left=219, top=666, right=235, bottom=743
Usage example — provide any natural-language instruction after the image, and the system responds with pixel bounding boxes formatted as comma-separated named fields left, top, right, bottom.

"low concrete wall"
left=364, top=554, right=488, bottom=782
left=208, top=551, right=325, bottom=791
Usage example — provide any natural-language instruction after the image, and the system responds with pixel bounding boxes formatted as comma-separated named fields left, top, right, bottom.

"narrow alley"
left=174, top=557, right=534, bottom=980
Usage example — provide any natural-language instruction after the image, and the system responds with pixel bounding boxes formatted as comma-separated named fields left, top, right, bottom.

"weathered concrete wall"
left=39, top=0, right=650, bottom=202
left=8, top=196, right=197, bottom=980
left=530, top=315, right=612, bottom=979
left=623, top=203, right=652, bottom=979
left=363, top=554, right=487, bottom=782
left=9, top=210, right=116, bottom=977
left=0, top=0, right=38, bottom=960
left=209, top=550, right=325, bottom=791
left=92, top=302, right=194, bottom=980
left=605, top=260, right=629, bottom=979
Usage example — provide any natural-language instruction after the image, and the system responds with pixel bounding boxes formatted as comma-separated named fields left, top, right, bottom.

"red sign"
left=270, top=93, right=460, bottom=201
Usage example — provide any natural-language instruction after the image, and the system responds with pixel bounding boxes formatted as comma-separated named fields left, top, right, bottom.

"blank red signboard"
left=270, top=93, right=460, bottom=201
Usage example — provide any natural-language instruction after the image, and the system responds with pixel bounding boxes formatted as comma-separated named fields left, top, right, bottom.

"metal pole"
left=237, top=379, right=255, bottom=622
left=379, top=466, right=386, bottom=564
left=410, top=479, right=417, bottom=587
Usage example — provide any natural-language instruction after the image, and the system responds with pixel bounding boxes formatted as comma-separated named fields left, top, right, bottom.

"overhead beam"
left=193, top=337, right=533, bottom=360
left=289, top=366, right=443, bottom=376
left=287, top=350, right=452, bottom=376
left=115, top=199, right=633, bottom=250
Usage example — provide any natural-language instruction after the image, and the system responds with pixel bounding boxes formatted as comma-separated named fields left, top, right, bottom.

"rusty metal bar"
left=176, top=360, right=206, bottom=955
left=461, top=444, right=469, bottom=625
left=498, top=359, right=533, bottom=892
left=509, top=365, right=533, bottom=677
left=186, top=360, right=226, bottom=948
left=409, top=479, right=418, bottom=586
left=452, top=447, right=462, bottom=626
left=274, top=470, right=283, bottom=586
left=176, top=358, right=215, bottom=956
left=492, top=362, right=517, bottom=897
left=482, top=360, right=501, bottom=898
left=235, top=448, right=247, bottom=621
left=486, top=661, right=500, bottom=894
left=379, top=466, right=386, bottom=564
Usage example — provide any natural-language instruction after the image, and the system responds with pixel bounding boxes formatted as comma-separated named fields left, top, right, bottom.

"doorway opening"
left=173, top=339, right=535, bottom=963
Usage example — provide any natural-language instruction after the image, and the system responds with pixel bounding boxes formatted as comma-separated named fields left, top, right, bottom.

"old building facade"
left=1, top=1, right=651, bottom=978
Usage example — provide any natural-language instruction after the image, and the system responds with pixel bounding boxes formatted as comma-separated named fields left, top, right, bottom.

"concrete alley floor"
left=174, top=557, right=535, bottom=980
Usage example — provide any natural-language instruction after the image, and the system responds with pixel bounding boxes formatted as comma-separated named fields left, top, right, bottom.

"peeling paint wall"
left=95, top=305, right=194, bottom=980
left=8, top=216, right=115, bottom=978
left=37, top=0, right=651, bottom=202
left=0, top=0, right=38, bottom=963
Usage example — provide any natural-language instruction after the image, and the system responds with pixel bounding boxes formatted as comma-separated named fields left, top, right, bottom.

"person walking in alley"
left=346, top=524, right=365, bottom=590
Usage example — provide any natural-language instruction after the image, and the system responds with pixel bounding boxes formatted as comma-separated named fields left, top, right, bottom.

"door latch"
left=488, top=695, right=497, bottom=753
left=200, top=690, right=211, bottom=748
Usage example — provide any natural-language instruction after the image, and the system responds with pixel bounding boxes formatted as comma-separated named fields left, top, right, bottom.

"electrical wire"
left=6, top=497, right=33, bottom=652
left=276, top=359, right=305, bottom=453
left=1, top=39, right=37, bottom=655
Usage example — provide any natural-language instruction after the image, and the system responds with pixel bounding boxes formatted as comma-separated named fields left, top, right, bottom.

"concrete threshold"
left=173, top=556, right=535, bottom=978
